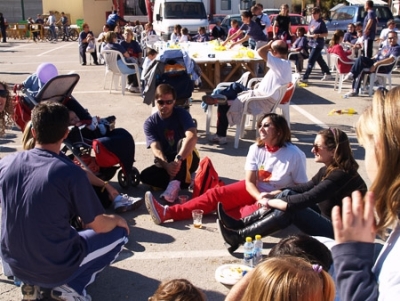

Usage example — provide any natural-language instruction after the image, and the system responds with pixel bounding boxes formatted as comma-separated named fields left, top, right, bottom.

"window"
left=221, top=0, right=231, bottom=10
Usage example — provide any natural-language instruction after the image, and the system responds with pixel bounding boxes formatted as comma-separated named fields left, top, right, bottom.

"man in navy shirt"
left=0, top=102, right=129, bottom=301
left=363, top=0, right=377, bottom=58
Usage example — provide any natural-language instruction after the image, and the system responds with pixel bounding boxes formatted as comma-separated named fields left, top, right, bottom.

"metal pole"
left=21, top=0, right=25, bottom=20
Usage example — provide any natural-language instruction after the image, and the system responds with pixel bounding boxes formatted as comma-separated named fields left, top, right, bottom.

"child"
left=141, top=48, right=158, bottom=92
left=148, top=279, right=206, bottom=301
left=193, top=26, right=209, bottom=42
left=171, top=24, right=182, bottom=41
left=68, top=110, right=115, bottom=139
left=179, top=27, right=191, bottom=42
left=352, top=29, right=363, bottom=57
left=226, top=19, right=242, bottom=42
left=241, top=256, right=335, bottom=301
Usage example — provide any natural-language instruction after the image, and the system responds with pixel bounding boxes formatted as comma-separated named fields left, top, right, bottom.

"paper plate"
left=215, top=264, right=253, bottom=286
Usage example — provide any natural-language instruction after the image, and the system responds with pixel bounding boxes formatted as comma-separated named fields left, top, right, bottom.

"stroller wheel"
left=118, top=169, right=130, bottom=189
left=130, top=167, right=140, bottom=187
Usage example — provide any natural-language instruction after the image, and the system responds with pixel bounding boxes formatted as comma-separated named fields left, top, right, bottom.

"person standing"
left=300, top=7, right=332, bottom=83
left=272, top=4, right=292, bottom=41
left=47, top=11, right=57, bottom=42
left=363, top=0, right=377, bottom=58
left=60, top=12, right=69, bottom=41
left=0, top=102, right=129, bottom=301
left=0, top=12, right=7, bottom=43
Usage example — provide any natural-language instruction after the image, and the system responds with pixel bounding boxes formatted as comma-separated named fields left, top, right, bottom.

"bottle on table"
left=253, top=234, right=263, bottom=266
left=243, top=237, right=254, bottom=267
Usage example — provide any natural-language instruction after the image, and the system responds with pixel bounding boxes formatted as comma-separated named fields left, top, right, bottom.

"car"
left=208, top=14, right=227, bottom=33
left=266, top=14, right=309, bottom=40
left=325, top=4, right=394, bottom=37
left=263, top=8, right=280, bottom=15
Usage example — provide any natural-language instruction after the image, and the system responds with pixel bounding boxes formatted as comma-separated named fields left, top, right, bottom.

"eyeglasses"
left=258, top=123, right=271, bottom=129
left=312, top=144, right=327, bottom=152
left=0, top=90, right=8, bottom=98
left=156, top=99, right=174, bottom=106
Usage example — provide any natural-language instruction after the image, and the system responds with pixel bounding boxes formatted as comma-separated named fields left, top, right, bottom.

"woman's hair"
left=296, top=27, right=306, bottom=36
left=148, top=279, right=206, bottom=301
left=241, top=11, right=252, bottom=19
left=329, top=30, right=344, bottom=47
left=231, top=19, right=238, bottom=27
left=22, top=121, right=36, bottom=150
left=319, top=128, right=359, bottom=178
left=0, top=81, right=14, bottom=137
left=135, top=20, right=141, bottom=25
left=356, top=87, right=400, bottom=234
left=82, top=23, right=89, bottom=29
left=242, top=256, right=335, bottom=301
left=124, top=28, right=133, bottom=36
left=279, top=4, right=290, bottom=16
left=105, top=31, right=117, bottom=43
left=256, top=113, right=291, bottom=148
left=147, top=48, right=158, bottom=57
left=269, top=234, right=333, bottom=272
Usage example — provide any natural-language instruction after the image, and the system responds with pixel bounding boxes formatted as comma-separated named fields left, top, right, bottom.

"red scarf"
left=265, top=144, right=280, bottom=153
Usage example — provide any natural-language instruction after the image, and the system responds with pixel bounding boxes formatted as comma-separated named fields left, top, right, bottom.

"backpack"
left=192, top=157, right=224, bottom=198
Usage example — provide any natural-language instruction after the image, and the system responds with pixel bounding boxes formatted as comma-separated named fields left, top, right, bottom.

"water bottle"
left=253, top=235, right=263, bottom=266
left=243, top=237, right=254, bottom=267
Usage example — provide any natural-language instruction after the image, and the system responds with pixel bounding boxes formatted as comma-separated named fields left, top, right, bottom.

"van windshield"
left=164, top=2, right=207, bottom=19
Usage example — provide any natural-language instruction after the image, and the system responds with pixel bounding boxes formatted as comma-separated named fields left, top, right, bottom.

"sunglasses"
left=156, top=99, right=174, bottom=106
left=312, top=144, right=327, bottom=152
left=258, top=123, right=271, bottom=129
left=0, top=90, right=8, bottom=97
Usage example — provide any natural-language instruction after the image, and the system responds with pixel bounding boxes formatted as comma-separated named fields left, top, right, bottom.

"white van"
left=152, top=0, right=209, bottom=40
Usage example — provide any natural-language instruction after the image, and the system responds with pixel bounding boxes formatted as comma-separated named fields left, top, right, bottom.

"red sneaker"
left=145, top=191, right=170, bottom=224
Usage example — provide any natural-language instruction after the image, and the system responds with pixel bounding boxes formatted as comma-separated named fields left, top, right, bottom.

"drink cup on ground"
left=192, top=209, right=204, bottom=228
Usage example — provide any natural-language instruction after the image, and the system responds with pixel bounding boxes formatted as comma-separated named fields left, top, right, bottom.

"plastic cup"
left=178, top=195, right=189, bottom=204
left=192, top=209, right=204, bottom=228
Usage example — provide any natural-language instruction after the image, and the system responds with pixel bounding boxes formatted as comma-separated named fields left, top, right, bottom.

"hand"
left=166, top=161, right=181, bottom=178
left=257, top=198, right=270, bottom=208
left=332, top=191, right=377, bottom=244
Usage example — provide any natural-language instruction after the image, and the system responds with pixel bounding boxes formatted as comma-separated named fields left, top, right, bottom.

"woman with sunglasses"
left=218, top=128, right=367, bottom=253
left=145, top=113, right=308, bottom=225
left=0, top=81, right=13, bottom=137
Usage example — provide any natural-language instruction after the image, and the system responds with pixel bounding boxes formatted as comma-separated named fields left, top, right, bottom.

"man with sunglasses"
left=141, top=84, right=199, bottom=200
left=343, top=31, right=400, bottom=97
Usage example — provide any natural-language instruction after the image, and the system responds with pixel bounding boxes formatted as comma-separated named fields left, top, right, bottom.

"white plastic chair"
left=288, top=51, right=302, bottom=73
left=361, top=56, right=399, bottom=96
left=205, top=71, right=251, bottom=136
left=331, top=54, right=355, bottom=93
left=101, top=49, right=141, bottom=95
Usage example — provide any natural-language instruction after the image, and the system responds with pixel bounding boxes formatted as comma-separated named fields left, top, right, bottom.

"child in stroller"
left=14, top=72, right=142, bottom=213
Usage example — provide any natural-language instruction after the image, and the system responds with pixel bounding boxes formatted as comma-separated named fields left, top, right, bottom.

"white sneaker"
left=51, top=285, right=92, bottom=301
left=126, top=84, right=132, bottom=90
left=129, top=86, right=140, bottom=93
left=321, top=74, right=333, bottom=81
left=113, top=194, right=144, bottom=213
left=209, top=134, right=227, bottom=145
left=160, top=180, right=181, bottom=203
left=343, top=73, right=354, bottom=82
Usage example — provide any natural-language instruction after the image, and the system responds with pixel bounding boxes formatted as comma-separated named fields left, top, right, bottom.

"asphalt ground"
left=0, top=39, right=395, bottom=300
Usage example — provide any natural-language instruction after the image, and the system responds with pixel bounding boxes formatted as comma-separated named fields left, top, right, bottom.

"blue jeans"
left=49, top=25, right=57, bottom=40
left=275, top=189, right=334, bottom=238
left=303, top=47, right=331, bottom=80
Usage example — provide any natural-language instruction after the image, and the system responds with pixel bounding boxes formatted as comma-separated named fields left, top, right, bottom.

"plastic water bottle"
left=253, top=235, right=263, bottom=266
left=243, top=237, right=254, bottom=267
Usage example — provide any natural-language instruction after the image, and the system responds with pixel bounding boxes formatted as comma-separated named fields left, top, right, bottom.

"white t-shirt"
left=256, top=51, right=292, bottom=100
left=179, top=35, right=189, bottom=42
left=245, top=142, right=308, bottom=192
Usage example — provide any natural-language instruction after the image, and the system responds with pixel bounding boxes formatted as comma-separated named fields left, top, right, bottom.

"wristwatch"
left=175, top=155, right=183, bottom=162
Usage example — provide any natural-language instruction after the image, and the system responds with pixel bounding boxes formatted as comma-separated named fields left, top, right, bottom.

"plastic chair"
left=205, top=71, right=251, bottom=136
left=101, top=49, right=141, bottom=95
left=276, top=73, right=300, bottom=127
left=331, top=54, right=355, bottom=93
left=234, top=82, right=288, bottom=149
left=361, top=56, right=399, bottom=96
left=287, top=51, right=302, bottom=73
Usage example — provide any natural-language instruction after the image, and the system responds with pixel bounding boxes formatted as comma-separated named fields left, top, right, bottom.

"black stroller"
left=13, top=73, right=140, bottom=188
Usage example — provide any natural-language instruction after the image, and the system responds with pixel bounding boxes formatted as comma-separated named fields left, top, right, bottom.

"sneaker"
left=50, top=285, right=91, bottom=301
left=21, top=283, right=41, bottom=301
left=343, top=73, right=354, bottom=82
left=129, top=86, right=140, bottom=93
left=113, top=194, right=144, bottom=213
left=126, top=84, right=132, bottom=90
left=344, top=91, right=358, bottom=97
left=299, top=78, right=308, bottom=83
left=209, top=134, right=227, bottom=145
left=321, top=74, right=333, bottom=81
left=160, top=180, right=180, bottom=203
left=145, top=191, right=169, bottom=224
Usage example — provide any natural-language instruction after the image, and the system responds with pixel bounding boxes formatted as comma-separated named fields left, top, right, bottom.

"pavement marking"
left=291, top=102, right=328, bottom=128
left=37, top=43, right=71, bottom=56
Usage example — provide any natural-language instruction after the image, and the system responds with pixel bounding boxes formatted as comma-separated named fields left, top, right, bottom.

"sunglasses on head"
left=156, top=99, right=174, bottom=106
left=0, top=90, right=8, bottom=97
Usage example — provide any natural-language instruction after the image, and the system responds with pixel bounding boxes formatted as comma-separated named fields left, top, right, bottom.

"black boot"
left=218, top=210, right=291, bottom=253
left=217, top=202, right=271, bottom=230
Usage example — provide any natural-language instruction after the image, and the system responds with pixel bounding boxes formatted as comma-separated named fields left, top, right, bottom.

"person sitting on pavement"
left=242, top=256, right=335, bottom=301
left=0, top=102, right=130, bottom=301
left=217, top=128, right=367, bottom=253
left=0, top=81, right=13, bottom=137
left=103, top=31, right=140, bottom=93
left=78, top=23, right=99, bottom=66
left=140, top=84, right=200, bottom=198
left=211, top=21, right=226, bottom=40
left=205, top=39, right=291, bottom=145
left=225, top=234, right=334, bottom=301
left=223, top=10, right=268, bottom=50
left=149, top=279, right=206, bottom=301
left=328, top=30, right=354, bottom=74
left=343, top=30, right=400, bottom=97
left=145, top=113, right=307, bottom=226
left=193, top=26, right=209, bottom=42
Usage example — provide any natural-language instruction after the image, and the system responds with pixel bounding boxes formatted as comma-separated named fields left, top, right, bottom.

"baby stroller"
left=142, top=48, right=201, bottom=111
left=13, top=73, right=140, bottom=188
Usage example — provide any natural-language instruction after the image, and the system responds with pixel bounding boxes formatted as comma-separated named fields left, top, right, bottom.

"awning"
left=346, top=0, right=388, bottom=5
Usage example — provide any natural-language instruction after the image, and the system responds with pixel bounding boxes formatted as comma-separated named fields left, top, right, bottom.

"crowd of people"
left=1, top=1, right=400, bottom=300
